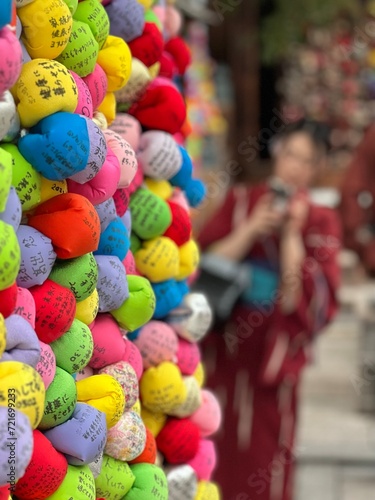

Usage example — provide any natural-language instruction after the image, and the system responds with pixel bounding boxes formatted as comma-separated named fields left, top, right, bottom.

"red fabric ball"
left=27, top=193, right=101, bottom=260
left=129, top=427, right=157, bottom=465
left=29, top=279, right=76, bottom=343
left=156, top=418, right=200, bottom=464
left=128, top=23, right=164, bottom=68
left=163, top=200, right=192, bottom=246
left=0, top=281, right=17, bottom=318
left=159, top=51, right=177, bottom=79
left=165, top=37, right=191, bottom=76
left=113, top=188, right=130, bottom=217
left=129, top=83, right=186, bottom=135
left=14, top=430, right=68, bottom=499
left=127, top=166, right=144, bottom=196
left=0, top=486, right=10, bottom=500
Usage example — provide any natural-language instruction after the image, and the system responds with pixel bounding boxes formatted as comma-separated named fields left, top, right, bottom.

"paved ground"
left=295, top=306, right=375, bottom=499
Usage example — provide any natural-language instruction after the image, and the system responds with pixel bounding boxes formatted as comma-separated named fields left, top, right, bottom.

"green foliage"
left=260, top=0, right=361, bottom=64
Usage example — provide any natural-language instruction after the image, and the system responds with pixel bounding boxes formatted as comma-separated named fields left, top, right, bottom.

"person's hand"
left=245, top=193, right=284, bottom=239
left=283, top=193, right=310, bottom=236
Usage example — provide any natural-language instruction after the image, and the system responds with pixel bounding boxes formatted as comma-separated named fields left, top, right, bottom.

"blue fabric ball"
left=185, top=178, right=206, bottom=208
left=94, top=216, right=129, bottom=261
left=18, top=112, right=90, bottom=181
left=152, top=279, right=184, bottom=319
left=169, top=145, right=192, bottom=189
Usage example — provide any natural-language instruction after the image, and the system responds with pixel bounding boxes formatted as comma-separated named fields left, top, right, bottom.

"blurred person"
left=197, top=119, right=341, bottom=500
left=340, top=124, right=375, bottom=276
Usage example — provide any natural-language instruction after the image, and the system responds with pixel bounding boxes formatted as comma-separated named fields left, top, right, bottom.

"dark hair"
left=274, top=118, right=331, bottom=154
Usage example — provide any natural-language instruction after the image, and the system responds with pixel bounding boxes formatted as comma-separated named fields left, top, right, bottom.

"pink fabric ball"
left=0, top=27, right=22, bottom=94
left=104, top=129, right=138, bottom=188
left=165, top=6, right=182, bottom=40
left=187, top=439, right=217, bottom=481
left=110, top=113, right=142, bottom=152
left=89, top=313, right=126, bottom=369
left=134, top=320, right=178, bottom=369
left=75, top=365, right=94, bottom=381
left=190, top=390, right=222, bottom=437
left=122, top=337, right=143, bottom=380
left=122, top=250, right=139, bottom=275
left=176, top=337, right=200, bottom=376
left=35, top=341, right=56, bottom=390
left=13, top=287, right=36, bottom=328
left=67, top=145, right=121, bottom=205
left=70, top=71, right=94, bottom=118
left=82, top=63, right=108, bottom=109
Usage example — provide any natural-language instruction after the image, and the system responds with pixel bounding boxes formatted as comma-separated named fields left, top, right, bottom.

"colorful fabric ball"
left=104, top=410, right=146, bottom=461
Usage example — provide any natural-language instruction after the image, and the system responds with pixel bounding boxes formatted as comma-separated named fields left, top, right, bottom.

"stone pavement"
left=295, top=305, right=375, bottom=499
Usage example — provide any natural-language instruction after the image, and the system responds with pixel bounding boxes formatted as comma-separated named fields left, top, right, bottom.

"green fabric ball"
left=56, top=19, right=99, bottom=77
left=1, top=143, right=41, bottom=211
left=130, top=233, right=141, bottom=254
left=74, top=0, right=110, bottom=49
left=0, top=221, right=20, bottom=291
left=130, top=188, right=172, bottom=240
left=144, top=10, right=162, bottom=30
left=47, top=464, right=95, bottom=500
left=95, top=455, right=135, bottom=500
left=0, top=147, right=12, bottom=212
left=50, top=319, right=93, bottom=374
left=48, top=252, right=98, bottom=302
left=39, top=366, right=77, bottom=430
left=111, top=275, right=155, bottom=332
left=125, top=463, right=168, bottom=500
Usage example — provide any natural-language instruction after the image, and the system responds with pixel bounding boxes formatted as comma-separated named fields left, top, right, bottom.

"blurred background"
left=177, top=0, right=375, bottom=498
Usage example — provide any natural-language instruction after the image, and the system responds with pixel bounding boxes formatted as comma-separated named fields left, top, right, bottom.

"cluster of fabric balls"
left=0, top=0, right=222, bottom=499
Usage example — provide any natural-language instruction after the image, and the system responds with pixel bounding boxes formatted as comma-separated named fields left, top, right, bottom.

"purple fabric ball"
left=106, top=0, right=145, bottom=42
left=3, top=314, right=40, bottom=366
left=121, top=208, right=131, bottom=234
left=69, top=117, right=108, bottom=184
left=0, top=407, right=33, bottom=485
left=95, top=197, right=117, bottom=233
left=16, top=225, right=57, bottom=288
left=95, top=255, right=129, bottom=312
left=0, top=187, right=22, bottom=231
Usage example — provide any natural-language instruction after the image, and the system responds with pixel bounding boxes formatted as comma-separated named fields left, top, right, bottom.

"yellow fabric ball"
left=0, top=361, right=45, bottom=429
left=40, top=177, right=68, bottom=203
left=195, top=481, right=221, bottom=500
left=193, top=362, right=205, bottom=388
left=176, top=239, right=200, bottom=280
left=137, top=0, right=154, bottom=8
left=13, top=59, right=78, bottom=128
left=18, top=0, right=72, bottom=59
left=75, top=288, right=99, bottom=325
left=131, top=398, right=141, bottom=415
left=140, top=361, right=187, bottom=414
left=76, top=374, right=125, bottom=428
left=97, top=92, right=116, bottom=125
left=135, top=237, right=179, bottom=283
left=0, top=314, right=6, bottom=358
left=97, top=35, right=132, bottom=92
left=140, top=406, right=167, bottom=438
left=144, top=179, right=173, bottom=200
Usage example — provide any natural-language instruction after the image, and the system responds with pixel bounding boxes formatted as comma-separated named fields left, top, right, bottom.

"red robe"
left=340, top=124, right=375, bottom=275
left=197, top=183, right=341, bottom=500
